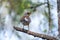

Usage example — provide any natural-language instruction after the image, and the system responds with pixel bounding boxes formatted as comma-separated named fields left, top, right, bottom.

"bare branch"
left=13, top=26, right=57, bottom=40
left=30, top=2, right=47, bottom=9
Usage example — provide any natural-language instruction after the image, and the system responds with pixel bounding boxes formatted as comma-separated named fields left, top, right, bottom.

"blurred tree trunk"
left=57, top=0, right=60, bottom=38
left=47, top=0, right=52, bottom=34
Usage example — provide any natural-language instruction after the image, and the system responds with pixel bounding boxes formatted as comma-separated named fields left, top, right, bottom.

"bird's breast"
left=24, top=17, right=29, bottom=21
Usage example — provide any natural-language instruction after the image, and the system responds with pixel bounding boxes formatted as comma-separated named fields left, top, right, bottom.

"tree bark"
left=13, top=26, right=57, bottom=40
left=57, top=0, right=60, bottom=38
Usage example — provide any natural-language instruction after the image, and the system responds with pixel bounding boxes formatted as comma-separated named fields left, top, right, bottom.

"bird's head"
left=26, top=12, right=31, bottom=16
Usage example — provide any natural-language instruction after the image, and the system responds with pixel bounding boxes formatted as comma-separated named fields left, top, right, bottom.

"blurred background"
left=0, top=0, right=58, bottom=40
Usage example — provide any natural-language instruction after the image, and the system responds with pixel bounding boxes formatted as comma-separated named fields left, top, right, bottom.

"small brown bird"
left=20, top=12, right=31, bottom=31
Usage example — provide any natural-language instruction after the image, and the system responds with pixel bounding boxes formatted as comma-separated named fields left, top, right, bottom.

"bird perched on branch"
left=20, top=12, right=31, bottom=31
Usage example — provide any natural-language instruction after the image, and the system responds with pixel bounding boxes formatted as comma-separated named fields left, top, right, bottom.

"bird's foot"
left=27, top=30, right=29, bottom=33
left=23, top=28, right=24, bottom=31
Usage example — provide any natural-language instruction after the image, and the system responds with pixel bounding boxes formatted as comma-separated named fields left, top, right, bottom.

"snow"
left=0, top=0, right=58, bottom=40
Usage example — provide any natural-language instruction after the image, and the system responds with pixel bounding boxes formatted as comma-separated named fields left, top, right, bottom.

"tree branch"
left=30, top=2, right=47, bottom=9
left=13, top=26, right=57, bottom=40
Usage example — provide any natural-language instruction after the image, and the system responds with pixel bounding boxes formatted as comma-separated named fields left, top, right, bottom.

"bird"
left=20, top=12, right=31, bottom=31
